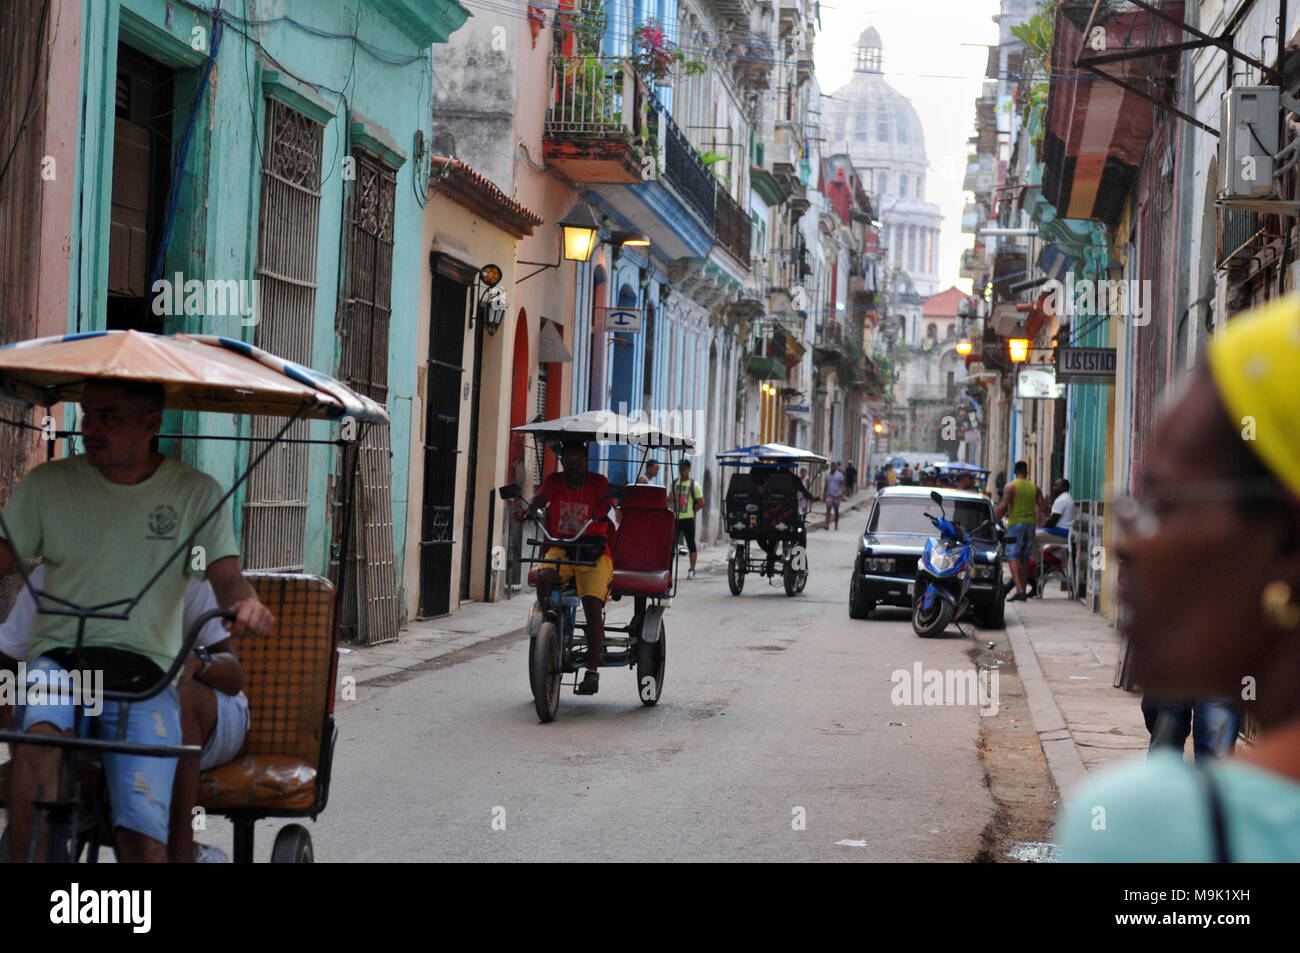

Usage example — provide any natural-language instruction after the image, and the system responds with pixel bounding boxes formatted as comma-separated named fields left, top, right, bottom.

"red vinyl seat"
left=610, top=485, right=674, bottom=596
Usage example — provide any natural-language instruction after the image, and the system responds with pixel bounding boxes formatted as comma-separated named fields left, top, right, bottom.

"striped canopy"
left=0, top=330, right=388, bottom=423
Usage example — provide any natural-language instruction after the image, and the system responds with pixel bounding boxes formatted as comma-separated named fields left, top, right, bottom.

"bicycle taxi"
left=0, top=329, right=386, bottom=862
left=936, top=461, right=991, bottom=492
left=717, top=443, right=827, bottom=597
left=499, top=410, right=692, bottom=723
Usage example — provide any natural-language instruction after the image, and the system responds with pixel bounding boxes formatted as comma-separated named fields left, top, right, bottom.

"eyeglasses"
left=1113, top=479, right=1289, bottom=539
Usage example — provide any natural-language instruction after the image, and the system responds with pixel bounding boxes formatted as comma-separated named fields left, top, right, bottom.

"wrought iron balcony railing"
left=658, top=100, right=716, bottom=229
left=545, top=54, right=648, bottom=139
left=715, top=184, right=751, bottom=267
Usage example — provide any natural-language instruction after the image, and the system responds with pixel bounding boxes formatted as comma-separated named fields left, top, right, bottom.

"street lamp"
left=517, top=200, right=605, bottom=283
left=1007, top=323, right=1030, bottom=363
left=611, top=230, right=651, bottom=248
left=558, top=201, right=601, bottom=262
left=955, top=338, right=973, bottom=356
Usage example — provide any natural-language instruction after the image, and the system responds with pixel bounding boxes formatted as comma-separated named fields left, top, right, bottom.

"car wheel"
left=982, top=587, right=1006, bottom=629
left=849, top=573, right=873, bottom=619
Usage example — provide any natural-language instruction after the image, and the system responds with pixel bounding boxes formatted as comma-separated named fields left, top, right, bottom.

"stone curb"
left=1004, top=603, right=1089, bottom=799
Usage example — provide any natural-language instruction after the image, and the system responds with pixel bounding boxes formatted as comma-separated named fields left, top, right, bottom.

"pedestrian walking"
left=844, top=462, right=857, bottom=497
left=671, top=459, right=704, bottom=579
left=824, top=461, right=844, bottom=530
left=1057, top=298, right=1300, bottom=861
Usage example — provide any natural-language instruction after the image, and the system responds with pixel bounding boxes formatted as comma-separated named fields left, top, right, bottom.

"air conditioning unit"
left=1218, top=86, right=1279, bottom=202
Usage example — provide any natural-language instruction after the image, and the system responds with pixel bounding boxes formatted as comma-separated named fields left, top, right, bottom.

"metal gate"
left=332, top=151, right=399, bottom=645
left=244, top=98, right=322, bottom=571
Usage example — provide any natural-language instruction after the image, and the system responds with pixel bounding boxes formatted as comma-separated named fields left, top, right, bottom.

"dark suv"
left=849, top=486, right=1006, bottom=627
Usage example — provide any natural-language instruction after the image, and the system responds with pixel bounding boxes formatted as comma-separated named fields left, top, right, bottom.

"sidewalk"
left=1005, top=588, right=1148, bottom=799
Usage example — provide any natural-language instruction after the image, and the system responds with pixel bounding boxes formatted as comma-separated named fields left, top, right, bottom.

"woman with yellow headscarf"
left=1056, top=297, right=1300, bottom=862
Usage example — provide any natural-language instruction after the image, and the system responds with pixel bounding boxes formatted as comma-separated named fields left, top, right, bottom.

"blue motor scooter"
left=912, top=490, right=993, bottom=637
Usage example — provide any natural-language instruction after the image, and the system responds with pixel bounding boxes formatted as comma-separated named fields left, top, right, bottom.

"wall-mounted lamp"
left=612, top=230, right=650, bottom=248
left=516, top=200, right=604, bottom=283
left=1007, top=324, right=1030, bottom=363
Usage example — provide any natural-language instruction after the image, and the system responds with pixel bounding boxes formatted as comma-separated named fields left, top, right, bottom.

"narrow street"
left=230, top=525, right=1009, bottom=862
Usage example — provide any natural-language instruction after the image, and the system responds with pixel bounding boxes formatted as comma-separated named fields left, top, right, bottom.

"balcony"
left=745, top=354, right=786, bottom=381
left=813, top=321, right=843, bottom=363
left=543, top=55, right=651, bottom=184
left=731, top=32, right=774, bottom=91
left=714, top=185, right=752, bottom=267
left=660, top=103, right=716, bottom=230
left=772, top=121, right=809, bottom=215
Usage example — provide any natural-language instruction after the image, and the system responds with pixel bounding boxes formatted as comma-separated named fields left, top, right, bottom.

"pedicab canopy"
left=0, top=330, right=388, bottom=423
left=512, top=409, right=695, bottom=449
left=716, top=443, right=828, bottom=467
left=937, top=461, right=991, bottom=478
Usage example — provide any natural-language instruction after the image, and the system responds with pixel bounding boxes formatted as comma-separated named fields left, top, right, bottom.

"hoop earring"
left=1261, top=581, right=1300, bottom=630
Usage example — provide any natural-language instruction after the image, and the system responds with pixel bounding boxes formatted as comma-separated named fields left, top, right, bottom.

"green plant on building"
left=1011, top=0, right=1053, bottom=153
left=554, top=0, right=607, bottom=55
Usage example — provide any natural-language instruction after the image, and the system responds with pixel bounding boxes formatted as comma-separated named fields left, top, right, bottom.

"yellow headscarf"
left=1206, top=296, right=1300, bottom=499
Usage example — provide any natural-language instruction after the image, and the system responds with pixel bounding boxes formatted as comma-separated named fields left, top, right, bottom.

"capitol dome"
left=823, top=27, right=943, bottom=296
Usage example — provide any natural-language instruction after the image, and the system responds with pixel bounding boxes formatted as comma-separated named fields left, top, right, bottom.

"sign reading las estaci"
left=1057, top=347, right=1117, bottom=383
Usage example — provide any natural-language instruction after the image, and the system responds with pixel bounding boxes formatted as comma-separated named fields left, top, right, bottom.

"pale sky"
left=814, top=0, right=1002, bottom=292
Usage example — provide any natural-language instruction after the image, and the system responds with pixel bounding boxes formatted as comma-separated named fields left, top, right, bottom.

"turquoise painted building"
left=71, top=0, right=467, bottom=641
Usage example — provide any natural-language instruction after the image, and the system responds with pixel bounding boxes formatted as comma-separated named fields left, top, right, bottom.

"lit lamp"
left=612, top=230, right=651, bottom=248
left=1007, top=327, right=1030, bottom=364
left=955, top=338, right=973, bottom=356
left=873, top=421, right=884, bottom=434
left=559, top=201, right=601, bottom=262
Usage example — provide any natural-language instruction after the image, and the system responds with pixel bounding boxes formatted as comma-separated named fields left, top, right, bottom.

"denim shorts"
left=1005, top=523, right=1035, bottom=561
left=201, top=690, right=249, bottom=771
left=15, top=654, right=181, bottom=845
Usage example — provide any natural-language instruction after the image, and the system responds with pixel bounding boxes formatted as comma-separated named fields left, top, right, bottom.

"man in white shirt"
left=0, top=567, right=249, bottom=862
left=1034, top=479, right=1074, bottom=552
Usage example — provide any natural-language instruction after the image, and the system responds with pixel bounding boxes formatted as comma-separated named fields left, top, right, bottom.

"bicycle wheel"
left=530, top=620, right=562, bottom=722
left=727, top=545, right=745, bottom=595
left=636, top=620, right=666, bottom=706
left=270, top=823, right=315, bottom=863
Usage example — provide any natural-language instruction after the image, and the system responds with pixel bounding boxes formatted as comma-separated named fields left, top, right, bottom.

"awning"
left=538, top=320, right=572, bottom=363
left=0, top=330, right=389, bottom=422
left=1043, top=2, right=1188, bottom=226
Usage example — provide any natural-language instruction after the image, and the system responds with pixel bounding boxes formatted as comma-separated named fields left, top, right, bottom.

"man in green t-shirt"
left=0, top=380, right=273, bottom=862
left=993, top=459, right=1048, bottom=602
left=672, top=459, right=704, bottom=579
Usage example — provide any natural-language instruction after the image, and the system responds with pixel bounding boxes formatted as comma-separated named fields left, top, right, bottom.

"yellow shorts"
left=540, top=546, right=612, bottom=600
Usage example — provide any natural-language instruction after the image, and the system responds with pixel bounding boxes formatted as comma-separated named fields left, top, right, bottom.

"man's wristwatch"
left=195, top=645, right=214, bottom=681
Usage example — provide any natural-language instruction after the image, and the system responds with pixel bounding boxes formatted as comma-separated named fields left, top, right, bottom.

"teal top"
left=1056, top=751, right=1300, bottom=862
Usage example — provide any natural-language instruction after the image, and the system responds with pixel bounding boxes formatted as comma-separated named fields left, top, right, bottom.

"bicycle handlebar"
left=519, top=505, right=610, bottom=546
left=102, top=607, right=238, bottom=703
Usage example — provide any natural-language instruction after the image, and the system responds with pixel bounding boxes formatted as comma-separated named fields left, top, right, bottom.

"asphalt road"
left=209, top=521, right=998, bottom=862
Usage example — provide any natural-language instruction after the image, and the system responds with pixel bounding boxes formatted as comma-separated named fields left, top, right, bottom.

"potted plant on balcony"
left=633, top=19, right=707, bottom=83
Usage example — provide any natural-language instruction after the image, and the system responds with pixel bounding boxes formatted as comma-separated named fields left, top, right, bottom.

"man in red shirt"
left=514, top=440, right=613, bottom=695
